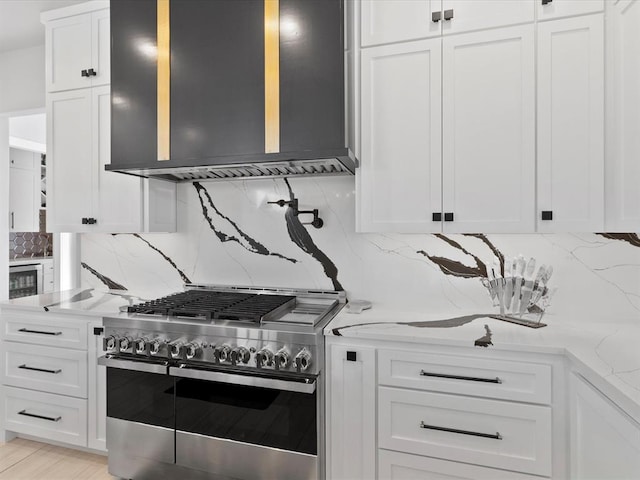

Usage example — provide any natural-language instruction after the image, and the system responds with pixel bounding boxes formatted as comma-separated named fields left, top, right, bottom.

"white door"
left=9, top=149, right=38, bottom=232
left=537, top=0, right=604, bottom=22
left=45, top=13, right=92, bottom=92
left=537, top=14, right=604, bottom=232
left=87, top=321, right=106, bottom=451
left=327, top=342, right=376, bottom=480
left=359, top=39, right=442, bottom=233
left=90, top=9, right=111, bottom=88
left=93, top=86, right=144, bottom=233
left=570, top=373, right=640, bottom=479
left=442, top=25, right=535, bottom=233
left=606, top=0, right=640, bottom=231
left=47, top=89, right=94, bottom=232
left=360, top=0, right=441, bottom=47
left=441, top=0, right=535, bottom=35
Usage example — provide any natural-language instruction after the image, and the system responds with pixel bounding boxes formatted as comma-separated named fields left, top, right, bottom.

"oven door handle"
left=98, top=356, right=169, bottom=375
left=168, top=366, right=317, bottom=394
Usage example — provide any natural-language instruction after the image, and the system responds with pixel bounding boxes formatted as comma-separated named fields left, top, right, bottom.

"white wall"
left=0, top=45, right=45, bottom=114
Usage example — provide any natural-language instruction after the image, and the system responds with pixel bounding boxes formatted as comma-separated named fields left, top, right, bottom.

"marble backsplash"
left=80, top=177, right=640, bottom=321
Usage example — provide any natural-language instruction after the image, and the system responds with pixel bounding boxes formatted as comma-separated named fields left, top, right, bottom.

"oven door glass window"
left=175, top=378, right=317, bottom=455
left=107, top=368, right=175, bottom=429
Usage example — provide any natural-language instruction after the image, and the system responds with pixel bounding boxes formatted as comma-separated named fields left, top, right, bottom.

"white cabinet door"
left=9, top=150, right=39, bottom=233
left=47, top=89, right=94, bottom=232
left=45, top=13, right=92, bottom=92
left=606, top=0, right=640, bottom=231
left=90, top=9, right=110, bottom=88
left=327, top=341, right=376, bottom=480
left=538, top=0, right=604, bottom=22
left=442, top=25, right=535, bottom=233
left=360, top=0, right=441, bottom=47
left=87, top=322, right=106, bottom=452
left=359, top=39, right=442, bottom=233
left=93, top=86, right=144, bottom=233
left=441, top=0, right=535, bottom=35
left=570, top=373, right=640, bottom=479
left=537, top=14, right=604, bottom=232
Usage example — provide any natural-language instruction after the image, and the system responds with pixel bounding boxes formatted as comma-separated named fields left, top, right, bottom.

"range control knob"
left=185, top=342, right=200, bottom=360
left=256, top=348, right=274, bottom=368
left=149, top=339, right=164, bottom=356
left=170, top=341, right=185, bottom=359
left=230, top=346, right=250, bottom=365
left=213, top=344, right=231, bottom=363
left=103, top=335, right=118, bottom=352
left=294, top=348, right=312, bottom=372
left=119, top=336, right=133, bottom=352
left=274, top=347, right=291, bottom=370
left=134, top=337, right=150, bottom=355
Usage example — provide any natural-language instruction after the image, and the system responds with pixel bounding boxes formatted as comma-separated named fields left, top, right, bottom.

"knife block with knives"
left=481, top=255, right=555, bottom=329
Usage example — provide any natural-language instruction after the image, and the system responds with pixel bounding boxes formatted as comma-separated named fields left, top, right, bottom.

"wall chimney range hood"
left=107, top=0, right=354, bottom=182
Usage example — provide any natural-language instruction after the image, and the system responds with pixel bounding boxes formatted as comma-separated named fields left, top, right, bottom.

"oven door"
left=169, top=365, right=319, bottom=480
left=99, top=356, right=175, bottom=477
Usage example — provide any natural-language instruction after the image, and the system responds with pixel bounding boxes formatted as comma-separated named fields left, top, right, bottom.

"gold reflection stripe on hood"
left=264, top=0, right=280, bottom=154
left=157, top=0, right=171, bottom=161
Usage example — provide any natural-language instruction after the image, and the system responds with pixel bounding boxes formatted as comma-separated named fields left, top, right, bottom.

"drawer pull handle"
left=420, top=421, right=502, bottom=440
left=420, top=370, right=502, bottom=384
left=18, top=364, right=62, bottom=375
left=18, top=328, right=63, bottom=336
left=18, top=410, right=62, bottom=422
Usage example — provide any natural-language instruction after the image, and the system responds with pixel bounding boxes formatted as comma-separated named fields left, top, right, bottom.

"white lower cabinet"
left=570, top=373, right=640, bottom=479
left=0, top=309, right=106, bottom=452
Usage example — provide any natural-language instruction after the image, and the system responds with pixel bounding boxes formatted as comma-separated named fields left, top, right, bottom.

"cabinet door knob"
left=432, top=11, right=442, bottom=23
left=444, top=212, right=454, bottom=222
left=346, top=351, right=357, bottom=362
left=444, top=9, right=454, bottom=20
left=82, top=217, right=98, bottom=225
left=541, top=211, right=553, bottom=221
left=542, top=0, right=553, bottom=5
left=87, top=68, right=97, bottom=77
left=81, top=69, right=89, bottom=77
left=432, top=212, right=442, bottom=221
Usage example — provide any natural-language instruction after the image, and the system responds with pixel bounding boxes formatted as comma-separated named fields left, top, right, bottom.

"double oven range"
left=99, top=285, right=345, bottom=480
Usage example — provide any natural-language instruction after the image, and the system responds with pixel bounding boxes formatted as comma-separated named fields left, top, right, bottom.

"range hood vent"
left=107, top=156, right=356, bottom=183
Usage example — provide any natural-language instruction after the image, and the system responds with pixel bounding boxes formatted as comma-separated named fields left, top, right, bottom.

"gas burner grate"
left=127, top=290, right=296, bottom=323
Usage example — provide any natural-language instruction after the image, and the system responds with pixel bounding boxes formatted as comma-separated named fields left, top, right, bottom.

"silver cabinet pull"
left=420, top=370, right=502, bottom=384
left=18, top=410, right=61, bottom=422
left=10, top=212, right=14, bottom=229
left=18, top=364, right=62, bottom=374
left=420, top=421, right=502, bottom=440
left=18, top=328, right=63, bottom=336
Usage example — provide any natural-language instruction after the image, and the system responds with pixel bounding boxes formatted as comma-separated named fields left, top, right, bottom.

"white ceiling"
left=0, top=0, right=87, bottom=53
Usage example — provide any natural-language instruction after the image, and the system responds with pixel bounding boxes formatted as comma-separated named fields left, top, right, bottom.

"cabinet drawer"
left=378, top=349, right=551, bottom=404
left=2, top=343, right=87, bottom=398
left=379, top=450, right=545, bottom=480
left=379, top=387, right=552, bottom=476
left=1, top=314, right=88, bottom=350
left=3, top=386, right=87, bottom=447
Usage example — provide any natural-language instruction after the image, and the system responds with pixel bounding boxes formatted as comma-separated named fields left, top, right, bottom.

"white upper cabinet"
left=606, top=0, right=640, bottom=232
left=359, top=39, right=442, bottom=233
left=441, top=0, right=535, bottom=35
left=442, top=25, right=535, bottom=233
left=9, top=149, right=40, bottom=233
left=537, top=0, right=604, bottom=21
left=360, top=0, right=441, bottom=47
left=537, top=14, right=604, bottom=232
left=44, top=8, right=110, bottom=93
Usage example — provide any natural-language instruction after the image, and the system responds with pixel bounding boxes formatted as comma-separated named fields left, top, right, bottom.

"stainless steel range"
left=99, top=284, right=345, bottom=480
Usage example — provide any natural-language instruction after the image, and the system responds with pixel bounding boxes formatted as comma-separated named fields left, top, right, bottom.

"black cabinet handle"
left=541, top=211, right=553, bottom=221
left=87, top=68, right=97, bottom=77
left=346, top=351, right=357, bottom=362
left=432, top=11, right=442, bottom=23
left=444, top=212, right=454, bottom=222
left=542, top=0, right=553, bottom=5
left=420, top=421, right=502, bottom=440
left=18, top=328, right=62, bottom=336
left=420, top=370, right=502, bottom=384
left=432, top=212, right=442, bottom=222
left=444, top=9, right=454, bottom=20
left=81, top=69, right=89, bottom=77
left=18, top=364, right=62, bottom=375
left=18, top=410, right=61, bottom=422
left=10, top=212, right=14, bottom=229
left=94, top=327, right=104, bottom=336
left=82, top=217, right=98, bottom=225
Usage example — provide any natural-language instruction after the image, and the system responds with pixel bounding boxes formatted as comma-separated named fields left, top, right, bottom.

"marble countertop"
left=9, top=256, right=54, bottom=266
left=0, top=288, right=148, bottom=317
left=325, top=307, right=640, bottom=424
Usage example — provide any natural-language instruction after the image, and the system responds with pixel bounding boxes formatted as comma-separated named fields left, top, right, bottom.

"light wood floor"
left=0, top=438, right=115, bottom=479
